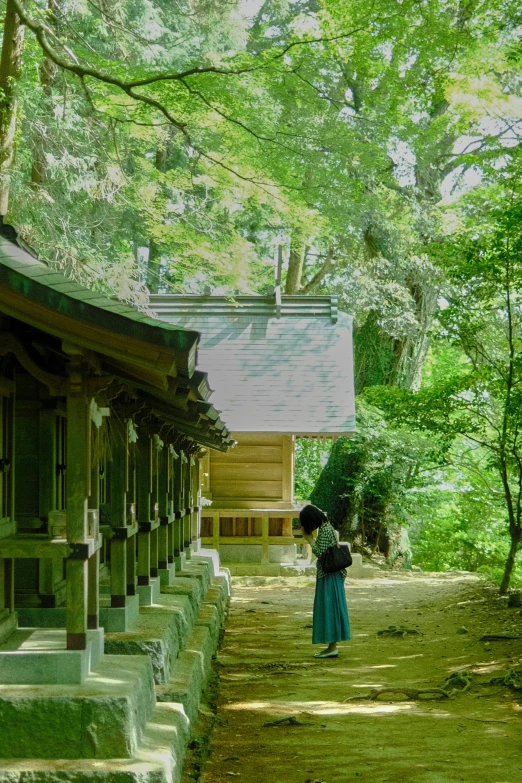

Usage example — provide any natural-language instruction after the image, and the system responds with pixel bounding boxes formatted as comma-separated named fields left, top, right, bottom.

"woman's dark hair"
left=299, top=504, right=327, bottom=535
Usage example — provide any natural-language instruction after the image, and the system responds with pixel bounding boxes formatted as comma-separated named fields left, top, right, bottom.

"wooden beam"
left=203, top=535, right=297, bottom=546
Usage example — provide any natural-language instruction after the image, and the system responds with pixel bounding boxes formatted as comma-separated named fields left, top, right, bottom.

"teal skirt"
left=312, top=571, right=351, bottom=645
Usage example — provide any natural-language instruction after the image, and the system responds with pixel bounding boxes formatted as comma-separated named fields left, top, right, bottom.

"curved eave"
left=0, top=241, right=200, bottom=378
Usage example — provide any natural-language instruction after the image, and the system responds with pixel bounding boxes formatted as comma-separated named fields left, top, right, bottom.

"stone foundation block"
left=195, top=604, right=220, bottom=650
left=161, top=577, right=203, bottom=614
left=0, top=628, right=103, bottom=685
left=219, top=544, right=262, bottom=564
left=178, top=562, right=211, bottom=595
left=193, top=549, right=219, bottom=579
left=99, top=594, right=140, bottom=633
left=141, top=593, right=195, bottom=649
left=158, top=562, right=176, bottom=586
left=185, top=626, right=213, bottom=683
left=0, top=655, right=155, bottom=759
left=155, top=627, right=213, bottom=728
left=0, top=702, right=191, bottom=783
left=104, top=609, right=181, bottom=685
left=203, top=585, right=228, bottom=626
left=136, top=577, right=161, bottom=606
left=155, top=649, right=205, bottom=729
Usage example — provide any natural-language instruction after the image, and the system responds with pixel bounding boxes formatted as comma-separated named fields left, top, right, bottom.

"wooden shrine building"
left=152, top=293, right=356, bottom=574
left=0, top=230, right=231, bottom=657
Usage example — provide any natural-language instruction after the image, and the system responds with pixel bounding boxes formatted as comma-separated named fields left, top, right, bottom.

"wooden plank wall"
left=209, top=433, right=294, bottom=501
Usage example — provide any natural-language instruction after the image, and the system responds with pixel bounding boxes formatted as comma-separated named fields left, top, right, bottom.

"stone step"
left=178, top=563, right=212, bottom=595
left=0, top=654, right=156, bottom=759
left=161, top=576, right=204, bottom=613
left=156, top=625, right=213, bottom=727
left=0, top=628, right=103, bottom=685
left=105, top=603, right=182, bottom=685
left=0, top=701, right=190, bottom=783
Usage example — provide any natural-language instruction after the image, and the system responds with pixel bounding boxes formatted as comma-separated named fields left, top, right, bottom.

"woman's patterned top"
left=311, top=521, right=347, bottom=580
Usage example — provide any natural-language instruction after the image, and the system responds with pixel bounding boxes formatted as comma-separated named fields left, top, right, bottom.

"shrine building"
left=152, top=291, right=356, bottom=575
left=0, top=231, right=232, bottom=782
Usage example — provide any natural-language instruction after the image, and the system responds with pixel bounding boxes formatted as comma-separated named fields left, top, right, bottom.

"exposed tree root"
left=442, top=671, right=473, bottom=695
left=377, top=625, right=423, bottom=638
left=485, top=666, right=522, bottom=690
left=479, top=634, right=521, bottom=641
left=343, top=687, right=449, bottom=703
left=263, top=715, right=314, bottom=727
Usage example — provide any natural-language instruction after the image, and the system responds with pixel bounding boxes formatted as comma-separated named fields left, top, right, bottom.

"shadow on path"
left=190, top=573, right=522, bottom=783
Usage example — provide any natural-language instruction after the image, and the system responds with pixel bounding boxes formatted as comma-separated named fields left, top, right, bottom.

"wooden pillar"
left=109, top=418, right=126, bottom=527
left=183, top=452, right=191, bottom=553
left=158, top=445, right=169, bottom=569
left=110, top=538, right=127, bottom=607
left=1, top=558, right=13, bottom=613
left=212, top=513, right=220, bottom=552
left=150, top=527, right=159, bottom=577
left=158, top=524, right=168, bottom=570
left=173, top=449, right=182, bottom=557
left=87, top=550, right=99, bottom=629
left=136, top=433, right=152, bottom=585
left=137, top=530, right=150, bottom=585
left=65, top=374, right=89, bottom=650
left=167, top=522, right=174, bottom=564
left=38, top=408, right=56, bottom=520
left=261, top=516, right=269, bottom=565
left=190, top=457, right=200, bottom=545
left=282, top=435, right=294, bottom=503
left=126, top=535, right=136, bottom=595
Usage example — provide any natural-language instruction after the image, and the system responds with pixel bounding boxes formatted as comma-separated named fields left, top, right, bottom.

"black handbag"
left=319, top=543, right=353, bottom=574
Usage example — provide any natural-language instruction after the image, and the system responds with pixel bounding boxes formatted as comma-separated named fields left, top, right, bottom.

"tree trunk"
left=285, top=231, right=307, bottom=294
left=31, top=0, right=58, bottom=188
left=499, top=527, right=521, bottom=594
left=146, top=146, right=168, bottom=294
left=0, top=0, right=25, bottom=214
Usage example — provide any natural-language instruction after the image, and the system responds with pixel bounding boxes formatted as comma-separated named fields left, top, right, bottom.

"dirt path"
left=188, top=573, right=522, bottom=783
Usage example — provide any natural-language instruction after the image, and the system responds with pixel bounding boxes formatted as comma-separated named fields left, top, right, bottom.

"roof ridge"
left=150, top=293, right=340, bottom=323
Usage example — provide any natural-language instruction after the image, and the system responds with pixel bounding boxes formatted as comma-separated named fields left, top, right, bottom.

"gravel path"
left=187, top=572, right=522, bottom=783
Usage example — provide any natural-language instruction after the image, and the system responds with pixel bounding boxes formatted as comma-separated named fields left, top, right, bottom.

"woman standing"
left=300, top=504, right=350, bottom=659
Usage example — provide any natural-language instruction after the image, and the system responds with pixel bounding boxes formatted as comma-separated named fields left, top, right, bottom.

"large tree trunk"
left=499, top=527, right=521, bottom=594
left=285, top=231, right=307, bottom=294
left=0, top=0, right=25, bottom=214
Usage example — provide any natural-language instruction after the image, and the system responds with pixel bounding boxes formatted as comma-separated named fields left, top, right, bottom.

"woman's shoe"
left=314, top=650, right=339, bottom=658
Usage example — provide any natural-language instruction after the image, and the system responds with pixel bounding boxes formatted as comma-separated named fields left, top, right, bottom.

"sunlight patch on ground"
left=222, top=699, right=457, bottom=718
left=389, top=654, right=424, bottom=660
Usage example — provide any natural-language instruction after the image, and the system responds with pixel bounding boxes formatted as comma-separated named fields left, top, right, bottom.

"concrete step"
left=0, top=628, right=103, bottom=685
left=0, top=654, right=156, bottom=759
